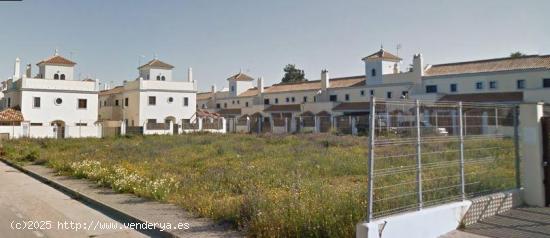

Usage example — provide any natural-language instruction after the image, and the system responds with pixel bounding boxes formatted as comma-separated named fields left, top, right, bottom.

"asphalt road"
left=0, top=161, right=147, bottom=238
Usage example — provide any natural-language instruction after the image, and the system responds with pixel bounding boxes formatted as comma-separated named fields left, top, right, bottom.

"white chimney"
left=13, top=57, right=21, bottom=79
left=211, top=84, right=217, bottom=93
left=188, top=67, right=193, bottom=82
left=25, top=64, right=31, bottom=78
left=413, top=53, right=424, bottom=76
left=321, top=69, right=330, bottom=91
left=258, top=77, right=264, bottom=93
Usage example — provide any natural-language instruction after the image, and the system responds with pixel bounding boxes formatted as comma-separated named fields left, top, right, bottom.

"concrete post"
left=198, top=118, right=203, bottom=131
left=169, top=121, right=174, bottom=135
left=246, top=117, right=250, bottom=133
left=482, top=111, right=488, bottom=134
left=221, top=117, right=227, bottom=133
left=351, top=117, right=358, bottom=135
left=314, top=116, right=320, bottom=133
left=520, top=102, right=546, bottom=207
left=120, top=121, right=126, bottom=136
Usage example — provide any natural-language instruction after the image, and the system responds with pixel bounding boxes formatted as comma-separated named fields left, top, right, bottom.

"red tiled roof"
left=332, top=102, right=386, bottom=111
left=36, top=55, right=76, bottom=66
left=227, top=73, right=254, bottom=81
left=264, top=104, right=301, bottom=112
left=425, top=55, right=550, bottom=77
left=316, top=111, right=331, bottom=116
left=138, top=59, right=174, bottom=70
left=218, top=108, right=242, bottom=115
left=264, top=76, right=365, bottom=94
left=438, top=92, right=523, bottom=103
left=197, top=92, right=214, bottom=101
left=196, top=109, right=220, bottom=119
left=99, top=86, right=124, bottom=96
left=362, top=49, right=402, bottom=62
left=0, top=108, right=24, bottom=122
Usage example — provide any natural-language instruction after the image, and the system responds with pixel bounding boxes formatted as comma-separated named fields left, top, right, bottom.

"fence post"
left=366, top=96, right=376, bottom=222
left=458, top=102, right=466, bottom=200
left=513, top=105, right=520, bottom=188
left=415, top=100, right=423, bottom=210
left=495, top=107, right=499, bottom=133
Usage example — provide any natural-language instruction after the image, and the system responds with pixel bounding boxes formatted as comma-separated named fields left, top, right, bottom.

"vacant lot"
left=0, top=134, right=515, bottom=237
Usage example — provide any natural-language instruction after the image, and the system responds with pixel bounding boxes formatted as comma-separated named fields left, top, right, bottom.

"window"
left=224, top=102, right=227, bottom=108
left=517, top=79, right=525, bottom=89
left=33, top=97, right=40, bottom=108
left=450, top=84, right=458, bottom=92
left=426, top=85, right=438, bottom=93
left=60, top=74, right=65, bottom=80
left=156, top=76, right=161, bottom=81
left=303, top=96, right=307, bottom=103
left=75, top=123, right=87, bottom=126
left=275, top=98, right=279, bottom=104
left=264, top=99, right=270, bottom=105
left=7, top=98, right=10, bottom=108
left=313, top=96, right=317, bottom=102
left=124, top=98, right=129, bottom=107
left=78, top=99, right=87, bottom=109
left=245, top=102, right=249, bottom=107
left=401, top=91, right=409, bottom=98
left=103, top=100, right=107, bottom=106
left=387, top=92, right=392, bottom=99
left=489, top=81, right=497, bottom=89
left=360, top=90, right=365, bottom=96
left=115, top=100, right=119, bottom=106
left=184, top=97, right=189, bottom=106
left=329, top=95, right=337, bottom=102
left=55, top=97, right=63, bottom=105
left=370, top=90, right=375, bottom=96
left=291, top=97, right=295, bottom=102
left=168, top=97, right=174, bottom=103
left=148, top=96, right=156, bottom=105
left=237, top=100, right=240, bottom=104
left=285, top=97, right=289, bottom=102
left=232, top=100, right=235, bottom=105
left=161, top=76, right=165, bottom=81
left=231, top=86, right=235, bottom=92
left=147, top=74, right=150, bottom=80
left=54, top=74, right=59, bottom=80
left=202, top=104, right=206, bottom=109
left=544, top=78, right=550, bottom=88
left=476, top=82, right=484, bottom=90
left=216, top=103, right=221, bottom=108
left=345, top=94, right=350, bottom=101
left=371, top=69, right=376, bottom=77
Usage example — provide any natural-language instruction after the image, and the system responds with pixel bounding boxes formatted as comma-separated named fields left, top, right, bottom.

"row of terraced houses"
left=0, top=47, right=549, bottom=138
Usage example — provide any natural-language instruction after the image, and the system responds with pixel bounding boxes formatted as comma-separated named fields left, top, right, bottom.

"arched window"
left=54, top=74, right=59, bottom=80
left=60, top=74, right=65, bottom=80
left=156, top=76, right=161, bottom=81
left=161, top=76, right=166, bottom=81
left=371, top=69, right=376, bottom=77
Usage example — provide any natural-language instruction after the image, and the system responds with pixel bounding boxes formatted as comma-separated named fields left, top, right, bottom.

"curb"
left=0, top=158, right=178, bottom=238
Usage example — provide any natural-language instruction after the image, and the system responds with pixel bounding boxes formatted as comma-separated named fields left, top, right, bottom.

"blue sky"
left=0, top=0, right=548, bottom=91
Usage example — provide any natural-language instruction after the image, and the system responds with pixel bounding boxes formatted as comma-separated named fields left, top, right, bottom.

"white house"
left=1, top=52, right=100, bottom=138
left=99, top=58, right=197, bottom=135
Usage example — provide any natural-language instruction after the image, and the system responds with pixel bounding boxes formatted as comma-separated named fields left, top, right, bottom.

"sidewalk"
left=2, top=159, right=242, bottom=238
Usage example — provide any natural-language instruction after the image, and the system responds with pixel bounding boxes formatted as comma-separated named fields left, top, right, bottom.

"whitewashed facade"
left=99, top=59, right=197, bottom=135
left=1, top=53, right=100, bottom=138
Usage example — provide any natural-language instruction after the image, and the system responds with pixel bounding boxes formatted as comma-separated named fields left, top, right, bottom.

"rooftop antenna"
left=153, top=53, right=158, bottom=60
left=380, top=43, right=384, bottom=50
left=396, top=44, right=402, bottom=57
left=54, top=48, right=59, bottom=56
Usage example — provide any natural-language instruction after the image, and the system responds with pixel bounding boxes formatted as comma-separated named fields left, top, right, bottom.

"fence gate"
left=542, top=117, right=550, bottom=206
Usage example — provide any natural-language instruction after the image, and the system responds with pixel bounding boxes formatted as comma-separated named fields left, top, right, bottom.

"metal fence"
left=366, top=98, right=520, bottom=221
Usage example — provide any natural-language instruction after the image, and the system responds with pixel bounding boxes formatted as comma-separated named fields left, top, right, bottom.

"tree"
left=281, top=64, right=306, bottom=83
left=510, top=51, right=526, bottom=58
